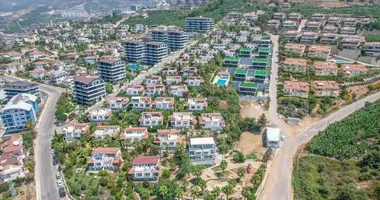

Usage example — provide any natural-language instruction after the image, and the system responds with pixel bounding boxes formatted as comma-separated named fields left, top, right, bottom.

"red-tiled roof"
left=132, top=156, right=160, bottom=165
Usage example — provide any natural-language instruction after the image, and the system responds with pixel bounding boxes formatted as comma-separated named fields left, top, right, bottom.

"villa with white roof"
left=189, top=137, right=216, bottom=165
left=92, top=125, right=121, bottom=140
left=88, top=108, right=112, bottom=122
left=62, top=123, right=90, bottom=141
left=122, top=127, right=149, bottom=142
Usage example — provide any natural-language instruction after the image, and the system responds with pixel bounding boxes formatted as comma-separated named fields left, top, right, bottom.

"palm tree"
left=211, top=186, right=221, bottom=198
left=182, top=177, right=189, bottom=192
left=198, top=179, right=207, bottom=194
left=190, top=186, right=201, bottom=200
left=25, top=121, right=35, bottom=133
left=175, top=187, right=184, bottom=200
left=159, top=185, right=169, bottom=199
left=241, top=187, right=252, bottom=200
left=223, top=184, right=234, bottom=200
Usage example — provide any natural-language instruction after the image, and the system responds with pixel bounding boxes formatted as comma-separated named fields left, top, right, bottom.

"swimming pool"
left=217, top=79, right=227, bottom=86
left=130, top=64, right=144, bottom=70
left=334, top=59, right=353, bottom=64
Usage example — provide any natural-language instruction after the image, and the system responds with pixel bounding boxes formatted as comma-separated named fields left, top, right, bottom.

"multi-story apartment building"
left=312, top=81, right=340, bottom=97
left=282, top=58, right=308, bottom=73
left=184, top=76, right=204, bottom=87
left=310, top=13, right=326, bottom=21
left=97, top=59, right=126, bottom=83
left=139, top=112, right=164, bottom=127
left=283, top=30, right=299, bottom=41
left=144, top=42, right=168, bottom=66
left=131, top=96, right=152, bottom=110
left=165, top=76, right=183, bottom=85
left=326, top=17, right=341, bottom=26
left=1, top=94, right=38, bottom=133
left=186, top=98, right=208, bottom=111
left=153, top=97, right=175, bottom=110
left=199, top=113, right=225, bottom=131
left=4, top=81, right=40, bottom=103
left=313, top=62, right=338, bottom=76
left=273, top=12, right=286, bottom=21
left=322, top=26, right=339, bottom=34
left=184, top=17, right=215, bottom=33
left=341, top=64, right=368, bottom=76
left=283, top=81, right=309, bottom=98
left=88, top=108, right=112, bottom=122
left=88, top=148, right=122, bottom=171
left=145, top=75, right=163, bottom=85
left=342, top=18, right=359, bottom=27
left=189, top=137, right=216, bottom=165
left=239, top=82, right=258, bottom=95
left=341, top=37, right=362, bottom=49
left=62, top=123, right=90, bottom=141
left=340, top=26, right=356, bottom=35
left=300, top=32, right=319, bottom=43
left=170, top=112, right=197, bottom=128
left=93, top=125, right=120, bottom=140
left=363, top=42, right=380, bottom=56
left=73, top=76, right=106, bottom=105
left=146, top=84, right=166, bottom=96
left=319, top=33, right=339, bottom=44
left=106, top=96, right=129, bottom=110
left=167, top=31, right=188, bottom=51
left=284, top=43, right=306, bottom=56
left=162, top=67, right=178, bottom=75
left=168, top=85, right=189, bottom=97
left=288, top=13, right=302, bottom=21
left=122, top=127, right=149, bottom=142
left=150, top=30, right=167, bottom=43
left=305, top=21, right=323, bottom=31
left=282, top=20, right=298, bottom=30
left=125, top=84, right=145, bottom=96
left=267, top=20, right=281, bottom=30
left=129, top=156, right=160, bottom=181
left=124, top=41, right=145, bottom=63
left=154, top=129, right=182, bottom=151
left=308, top=45, right=331, bottom=60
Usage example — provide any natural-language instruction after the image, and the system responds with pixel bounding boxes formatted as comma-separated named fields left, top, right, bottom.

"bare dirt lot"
left=279, top=116, right=321, bottom=137
left=236, top=132, right=266, bottom=159
left=347, top=80, right=380, bottom=99
left=240, top=100, right=268, bottom=119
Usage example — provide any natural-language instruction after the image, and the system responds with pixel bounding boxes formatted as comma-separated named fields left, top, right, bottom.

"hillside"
left=293, top=102, right=380, bottom=200
left=122, top=0, right=271, bottom=27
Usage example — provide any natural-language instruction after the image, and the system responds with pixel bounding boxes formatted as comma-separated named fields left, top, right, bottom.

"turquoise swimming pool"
left=130, top=64, right=144, bottom=70
left=217, top=79, right=227, bottom=86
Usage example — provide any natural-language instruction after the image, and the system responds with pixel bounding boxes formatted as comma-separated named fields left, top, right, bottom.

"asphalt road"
left=268, top=34, right=280, bottom=127
left=2, top=75, right=64, bottom=200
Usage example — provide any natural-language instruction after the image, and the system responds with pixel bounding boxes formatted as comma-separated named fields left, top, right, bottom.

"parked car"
left=58, top=187, right=66, bottom=198
left=57, top=179, right=63, bottom=187
left=56, top=172, right=61, bottom=179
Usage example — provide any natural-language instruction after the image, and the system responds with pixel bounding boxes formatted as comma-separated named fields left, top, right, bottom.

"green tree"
left=105, top=82, right=114, bottom=94
left=211, top=186, right=221, bottom=198
left=192, top=166, right=202, bottom=179
left=198, top=178, right=207, bottom=194
left=190, top=186, right=201, bottom=200
left=241, top=186, right=253, bottom=200
left=258, top=114, right=268, bottom=130
left=237, top=167, right=245, bottom=180
left=158, top=185, right=169, bottom=199
left=220, top=159, right=228, bottom=172
left=175, top=187, right=184, bottom=200
left=223, top=184, right=234, bottom=200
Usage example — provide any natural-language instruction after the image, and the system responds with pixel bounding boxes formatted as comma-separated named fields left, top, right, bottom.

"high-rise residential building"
left=4, top=81, right=40, bottom=103
left=144, top=42, right=168, bottom=66
left=167, top=31, right=188, bottom=51
left=97, top=59, right=126, bottom=83
left=189, top=137, right=216, bottom=165
left=73, top=76, right=106, bottom=105
left=124, top=41, right=145, bottom=63
left=150, top=30, right=168, bottom=43
left=1, top=93, right=39, bottom=133
left=184, top=17, right=215, bottom=33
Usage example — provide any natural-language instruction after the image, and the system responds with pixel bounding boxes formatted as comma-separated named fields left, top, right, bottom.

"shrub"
left=98, top=170, right=108, bottom=176
left=232, top=152, right=246, bottom=163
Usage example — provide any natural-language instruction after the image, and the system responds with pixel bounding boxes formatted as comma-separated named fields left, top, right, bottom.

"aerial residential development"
left=0, top=0, right=380, bottom=200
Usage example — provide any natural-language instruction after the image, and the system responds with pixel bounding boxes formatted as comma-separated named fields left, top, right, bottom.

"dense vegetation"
left=55, top=92, right=75, bottom=122
left=289, top=4, right=380, bottom=19
left=294, top=102, right=380, bottom=200
left=122, top=0, right=271, bottom=27
left=365, top=34, right=380, bottom=42
left=308, top=102, right=380, bottom=159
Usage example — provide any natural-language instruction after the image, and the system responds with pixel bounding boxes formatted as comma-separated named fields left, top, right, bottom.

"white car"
left=57, top=180, right=63, bottom=187
left=281, top=135, right=286, bottom=141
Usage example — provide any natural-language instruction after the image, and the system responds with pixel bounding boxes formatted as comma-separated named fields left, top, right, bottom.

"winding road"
left=3, top=75, right=65, bottom=200
left=259, top=35, right=380, bottom=200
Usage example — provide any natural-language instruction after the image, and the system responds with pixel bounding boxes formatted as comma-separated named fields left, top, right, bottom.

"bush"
left=0, top=183, right=9, bottom=193
left=99, top=178, right=108, bottom=187
left=232, top=152, right=246, bottom=163
left=98, top=170, right=108, bottom=176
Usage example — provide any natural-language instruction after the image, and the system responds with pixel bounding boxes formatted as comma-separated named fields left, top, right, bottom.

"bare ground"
left=236, top=132, right=266, bottom=159
left=240, top=100, right=268, bottom=119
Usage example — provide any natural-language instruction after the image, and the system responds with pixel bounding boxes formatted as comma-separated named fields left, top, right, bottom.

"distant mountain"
left=0, top=0, right=58, bottom=12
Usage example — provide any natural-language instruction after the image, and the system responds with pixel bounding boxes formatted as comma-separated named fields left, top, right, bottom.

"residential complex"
left=97, top=59, right=126, bottom=83
left=1, top=94, right=39, bottom=133
left=185, top=17, right=215, bottom=33
left=88, top=148, right=122, bottom=171
left=4, top=81, right=40, bottom=103
left=73, top=76, right=106, bottom=105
